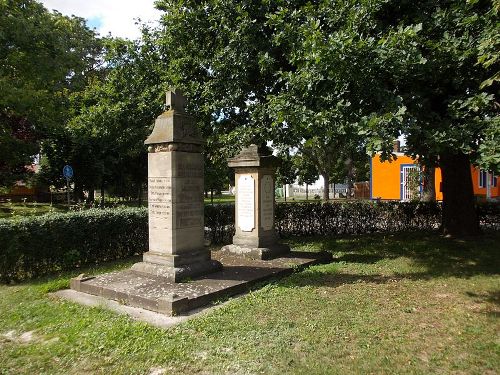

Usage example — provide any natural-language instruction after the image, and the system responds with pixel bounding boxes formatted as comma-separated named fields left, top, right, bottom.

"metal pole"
left=67, top=178, right=70, bottom=206
left=486, top=171, right=491, bottom=200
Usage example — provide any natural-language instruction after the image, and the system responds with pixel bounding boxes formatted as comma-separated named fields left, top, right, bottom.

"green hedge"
left=1, top=201, right=498, bottom=282
left=0, top=208, right=148, bottom=282
left=205, top=201, right=499, bottom=239
left=275, top=201, right=443, bottom=236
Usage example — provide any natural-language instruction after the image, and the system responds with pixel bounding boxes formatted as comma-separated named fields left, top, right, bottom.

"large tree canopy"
left=0, top=0, right=101, bottom=188
left=370, top=0, right=499, bottom=235
left=157, top=0, right=498, bottom=235
left=39, top=31, right=167, bottom=200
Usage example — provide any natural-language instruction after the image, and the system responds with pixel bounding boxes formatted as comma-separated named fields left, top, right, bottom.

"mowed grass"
left=0, top=202, right=68, bottom=219
left=0, top=231, right=499, bottom=374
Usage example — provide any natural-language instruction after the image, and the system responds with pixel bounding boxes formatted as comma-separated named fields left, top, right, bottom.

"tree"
left=294, top=154, right=318, bottom=200
left=156, top=0, right=498, bottom=236
left=204, top=139, right=230, bottom=203
left=276, top=153, right=297, bottom=202
left=156, top=0, right=413, bottom=197
left=368, top=0, right=499, bottom=235
left=0, top=0, right=101, bottom=188
left=40, top=30, right=166, bottom=202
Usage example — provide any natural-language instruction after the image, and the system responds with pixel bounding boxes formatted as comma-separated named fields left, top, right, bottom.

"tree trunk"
left=87, top=188, right=95, bottom=204
left=210, top=189, right=214, bottom=204
left=422, top=166, right=436, bottom=202
left=322, top=173, right=330, bottom=201
left=306, top=184, right=309, bottom=200
left=440, top=152, right=479, bottom=236
left=100, top=183, right=105, bottom=208
left=73, top=181, right=85, bottom=202
left=138, top=184, right=143, bottom=205
left=346, top=158, right=354, bottom=199
left=284, top=185, right=287, bottom=202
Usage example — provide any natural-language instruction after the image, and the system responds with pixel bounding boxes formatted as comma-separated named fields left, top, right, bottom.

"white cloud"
left=39, top=0, right=163, bottom=39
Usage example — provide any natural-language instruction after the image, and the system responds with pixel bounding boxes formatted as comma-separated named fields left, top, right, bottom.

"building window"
left=479, top=169, right=497, bottom=188
left=479, top=170, right=487, bottom=188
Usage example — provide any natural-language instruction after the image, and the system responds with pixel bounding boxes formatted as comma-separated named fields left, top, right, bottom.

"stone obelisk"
left=131, top=90, right=222, bottom=281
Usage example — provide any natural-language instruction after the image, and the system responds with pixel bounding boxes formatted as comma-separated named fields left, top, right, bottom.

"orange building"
left=370, top=152, right=499, bottom=201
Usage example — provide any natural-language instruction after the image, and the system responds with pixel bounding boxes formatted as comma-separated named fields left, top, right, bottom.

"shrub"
left=477, top=202, right=500, bottom=230
left=275, top=201, right=442, bottom=236
left=0, top=208, right=148, bottom=282
left=1, top=201, right=497, bottom=282
left=204, top=204, right=234, bottom=245
left=205, top=201, right=499, bottom=240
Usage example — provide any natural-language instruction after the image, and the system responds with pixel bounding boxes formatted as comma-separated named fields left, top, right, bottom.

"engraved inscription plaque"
left=237, top=175, right=255, bottom=232
left=148, top=177, right=172, bottom=230
left=260, top=175, right=274, bottom=230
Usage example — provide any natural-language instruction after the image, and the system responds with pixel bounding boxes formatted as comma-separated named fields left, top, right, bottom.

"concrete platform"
left=53, top=289, right=224, bottom=329
left=70, top=250, right=332, bottom=316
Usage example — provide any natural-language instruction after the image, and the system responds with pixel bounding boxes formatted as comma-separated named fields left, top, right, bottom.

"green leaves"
left=0, top=0, right=102, bottom=188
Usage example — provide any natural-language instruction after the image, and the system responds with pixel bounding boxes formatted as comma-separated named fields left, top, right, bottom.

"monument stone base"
left=220, top=243, right=290, bottom=260
left=131, top=249, right=222, bottom=282
left=69, top=249, right=332, bottom=316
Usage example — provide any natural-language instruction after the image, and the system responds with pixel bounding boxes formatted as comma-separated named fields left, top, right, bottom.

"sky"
left=39, top=0, right=163, bottom=40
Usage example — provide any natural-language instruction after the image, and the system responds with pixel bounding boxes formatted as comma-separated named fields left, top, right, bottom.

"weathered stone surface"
left=131, top=258, right=223, bottom=283
left=227, top=144, right=278, bottom=168
left=131, top=90, right=221, bottom=281
left=260, top=175, right=274, bottom=230
left=223, top=144, right=289, bottom=260
left=70, top=250, right=332, bottom=316
left=220, top=244, right=291, bottom=260
left=145, top=91, right=202, bottom=146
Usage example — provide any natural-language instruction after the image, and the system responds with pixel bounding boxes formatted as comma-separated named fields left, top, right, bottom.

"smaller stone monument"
left=131, top=90, right=222, bottom=281
left=221, top=144, right=290, bottom=260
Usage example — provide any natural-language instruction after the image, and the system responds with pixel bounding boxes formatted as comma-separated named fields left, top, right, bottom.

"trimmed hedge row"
left=205, top=204, right=234, bottom=245
left=1, top=201, right=498, bottom=282
left=205, top=201, right=499, bottom=240
left=275, top=201, right=443, bottom=236
left=0, top=208, right=148, bottom=282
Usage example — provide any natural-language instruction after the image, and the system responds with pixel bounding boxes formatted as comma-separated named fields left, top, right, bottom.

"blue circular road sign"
left=63, top=165, right=74, bottom=179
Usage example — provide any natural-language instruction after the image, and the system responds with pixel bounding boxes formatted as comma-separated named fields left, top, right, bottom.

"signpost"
left=63, top=165, right=73, bottom=206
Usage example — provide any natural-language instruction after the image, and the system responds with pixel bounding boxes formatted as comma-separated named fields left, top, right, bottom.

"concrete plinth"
left=131, top=258, right=222, bottom=282
left=220, top=243, right=290, bottom=260
left=70, top=249, right=332, bottom=316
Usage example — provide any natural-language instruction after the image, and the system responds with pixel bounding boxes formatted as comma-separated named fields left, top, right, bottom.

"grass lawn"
left=0, top=202, right=68, bottom=219
left=1, top=197, right=236, bottom=220
left=204, top=194, right=235, bottom=204
left=0, top=231, right=498, bottom=374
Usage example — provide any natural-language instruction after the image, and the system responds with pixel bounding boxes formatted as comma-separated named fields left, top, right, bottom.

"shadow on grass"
left=466, top=290, right=500, bottom=307
left=2, top=255, right=142, bottom=293
left=285, top=230, right=500, bottom=281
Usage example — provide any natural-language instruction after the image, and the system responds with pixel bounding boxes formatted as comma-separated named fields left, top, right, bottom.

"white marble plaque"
left=260, top=175, right=274, bottom=230
left=237, top=175, right=255, bottom=232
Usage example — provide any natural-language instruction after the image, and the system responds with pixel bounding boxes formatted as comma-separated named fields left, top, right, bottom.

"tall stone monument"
left=221, top=144, right=290, bottom=260
left=131, top=90, right=222, bottom=281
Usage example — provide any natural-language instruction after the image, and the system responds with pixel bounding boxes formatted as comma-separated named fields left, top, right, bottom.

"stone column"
left=221, top=144, right=290, bottom=260
left=131, top=91, right=222, bottom=282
